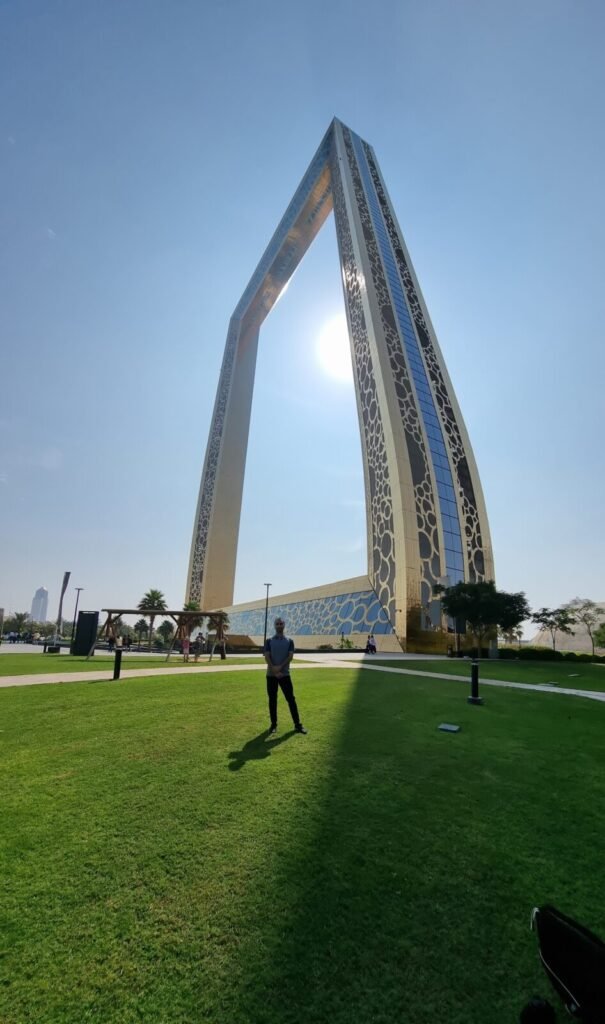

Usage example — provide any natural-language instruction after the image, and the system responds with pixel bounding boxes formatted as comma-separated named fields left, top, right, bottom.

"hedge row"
left=498, top=646, right=605, bottom=663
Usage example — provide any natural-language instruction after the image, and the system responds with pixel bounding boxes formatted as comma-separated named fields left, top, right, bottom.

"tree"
left=5, top=612, right=30, bottom=635
left=531, top=607, right=576, bottom=651
left=134, top=618, right=148, bottom=649
left=497, top=591, right=531, bottom=643
left=594, top=622, right=605, bottom=651
left=180, top=600, right=204, bottom=638
left=498, top=624, right=524, bottom=648
left=436, top=581, right=530, bottom=653
left=207, top=610, right=229, bottom=639
left=137, top=589, right=167, bottom=651
left=207, top=610, right=230, bottom=658
left=567, top=598, right=604, bottom=658
left=157, top=620, right=175, bottom=644
left=31, top=620, right=55, bottom=639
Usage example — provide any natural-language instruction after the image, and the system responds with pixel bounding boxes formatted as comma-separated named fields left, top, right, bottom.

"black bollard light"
left=113, top=648, right=122, bottom=680
left=468, top=658, right=484, bottom=705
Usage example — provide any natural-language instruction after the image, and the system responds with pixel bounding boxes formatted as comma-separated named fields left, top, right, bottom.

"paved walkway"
left=0, top=660, right=350, bottom=689
left=0, top=661, right=271, bottom=688
left=1, top=655, right=604, bottom=703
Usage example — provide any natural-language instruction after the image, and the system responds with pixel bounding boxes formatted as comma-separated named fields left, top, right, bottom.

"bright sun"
left=316, top=313, right=353, bottom=383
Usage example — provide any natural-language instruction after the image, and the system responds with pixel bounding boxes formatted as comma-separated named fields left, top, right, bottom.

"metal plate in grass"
left=438, top=723, right=460, bottom=733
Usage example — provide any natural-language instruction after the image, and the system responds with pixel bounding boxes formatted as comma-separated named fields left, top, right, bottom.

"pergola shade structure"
left=186, top=118, right=494, bottom=647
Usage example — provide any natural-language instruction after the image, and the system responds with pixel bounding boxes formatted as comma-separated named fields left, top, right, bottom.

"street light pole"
left=263, top=583, right=272, bottom=649
left=70, top=588, right=84, bottom=653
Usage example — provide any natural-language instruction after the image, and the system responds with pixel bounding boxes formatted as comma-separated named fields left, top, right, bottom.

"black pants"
left=266, top=675, right=301, bottom=728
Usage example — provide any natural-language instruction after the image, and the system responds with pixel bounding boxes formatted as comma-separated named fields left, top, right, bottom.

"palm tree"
left=137, top=589, right=167, bottom=651
left=207, top=610, right=229, bottom=638
left=11, top=612, right=30, bottom=636
left=157, top=620, right=175, bottom=645
left=207, top=610, right=230, bottom=659
left=181, top=600, right=205, bottom=638
left=134, top=618, right=149, bottom=650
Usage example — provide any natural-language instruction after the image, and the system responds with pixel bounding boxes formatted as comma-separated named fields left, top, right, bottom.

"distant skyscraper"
left=30, top=587, right=48, bottom=622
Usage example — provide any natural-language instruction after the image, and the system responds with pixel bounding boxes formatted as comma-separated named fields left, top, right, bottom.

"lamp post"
left=70, top=587, right=84, bottom=653
left=468, top=658, right=484, bottom=705
left=263, top=583, right=272, bottom=649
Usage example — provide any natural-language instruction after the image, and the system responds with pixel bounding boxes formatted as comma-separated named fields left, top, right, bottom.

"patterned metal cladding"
left=329, top=134, right=396, bottom=624
left=233, top=131, right=333, bottom=322
left=228, top=589, right=394, bottom=637
left=361, top=142, right=489, bottom=582
left=342, top=127, right=443, bottom=608
left=348, top=132, right=466, bottom=602
left=187, top=317, right=241, bottom=603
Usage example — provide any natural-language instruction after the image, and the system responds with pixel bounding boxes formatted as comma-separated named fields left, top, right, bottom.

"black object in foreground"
left=519, top=997, right=556, bottom=1023
left=531, top=904, right=605, bottom=1022
left=467, top=658, right=484, bottom=705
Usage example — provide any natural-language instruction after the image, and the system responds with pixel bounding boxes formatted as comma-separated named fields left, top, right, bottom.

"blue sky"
left=1, top=0, right=604, bottom=624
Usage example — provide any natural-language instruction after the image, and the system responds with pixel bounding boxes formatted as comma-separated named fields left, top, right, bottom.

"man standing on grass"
left=264, top=617, right=307, bottom=735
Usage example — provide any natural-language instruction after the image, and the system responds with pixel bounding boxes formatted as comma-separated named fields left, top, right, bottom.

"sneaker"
left=268, top=725, right=277, bottom=736
left=295, top=724, right=308, bottom=735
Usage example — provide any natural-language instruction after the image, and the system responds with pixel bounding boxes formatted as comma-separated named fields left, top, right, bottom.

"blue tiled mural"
left=228, top=589, right=394, bottom=636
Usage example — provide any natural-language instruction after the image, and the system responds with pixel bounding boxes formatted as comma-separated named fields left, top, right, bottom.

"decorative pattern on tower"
left=186, top=118, right=494, bottom=646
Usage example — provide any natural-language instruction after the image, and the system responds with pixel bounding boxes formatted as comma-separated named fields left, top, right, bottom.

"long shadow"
left=227, top=729, right=296, bottom=771
left=216, top=665, right=589, bottom=1023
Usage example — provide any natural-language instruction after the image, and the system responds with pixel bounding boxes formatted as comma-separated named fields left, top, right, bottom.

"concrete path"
left=0, top=661, right=270, bottom=688
left=0, top=655, right=603, bottom=703
left=0, top=659, right=350, bottom=689
left=0, top=652, right=440, bottom=689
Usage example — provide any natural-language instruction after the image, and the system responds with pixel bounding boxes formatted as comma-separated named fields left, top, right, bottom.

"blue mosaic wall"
left=228, top=590, right=394, bottom=637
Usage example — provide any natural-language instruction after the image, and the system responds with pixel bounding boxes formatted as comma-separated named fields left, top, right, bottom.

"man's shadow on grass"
left=228, top=730, right=296, bottom=771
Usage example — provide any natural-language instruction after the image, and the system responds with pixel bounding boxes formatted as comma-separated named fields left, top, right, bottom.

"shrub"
left=317, top=644, right=334, bottom=651
left=517, top=647, right=564, bottom=661
left=466, top=647, right=490, bottom=659
left=501, top=648, right=603, bottom=664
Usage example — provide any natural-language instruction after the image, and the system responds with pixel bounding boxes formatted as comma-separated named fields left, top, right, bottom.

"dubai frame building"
left=186, top=119, right=493, bottom=651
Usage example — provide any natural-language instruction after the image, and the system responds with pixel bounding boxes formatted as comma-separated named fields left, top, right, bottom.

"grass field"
left=370, top=658, right=605, bottom=692
left=2, top=665, right=605, bottom=1023
left=0, top=653, right=264, bottom=676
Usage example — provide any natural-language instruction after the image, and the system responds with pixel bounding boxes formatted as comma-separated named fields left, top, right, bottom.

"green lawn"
left=2, top=666, right=604, bottom=1023
left=370, top=657, right=605, bottom=691
left=0, top=653, right=264, bottom=676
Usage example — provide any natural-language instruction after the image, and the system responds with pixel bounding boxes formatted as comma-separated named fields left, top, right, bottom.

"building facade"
left=30, top=586, right=48, bottom=622
left=187, top=119, right=494, bottom=650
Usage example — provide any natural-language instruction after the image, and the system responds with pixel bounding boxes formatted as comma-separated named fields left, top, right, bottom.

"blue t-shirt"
left=265, top=634, right=294, bottom=673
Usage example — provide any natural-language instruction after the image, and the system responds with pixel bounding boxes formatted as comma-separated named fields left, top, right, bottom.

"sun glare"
left=316, top=313, right=353, bottom=382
